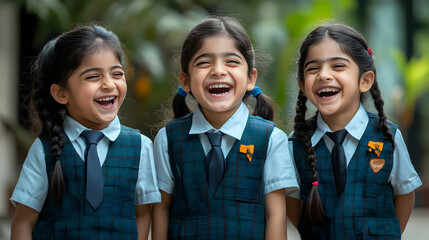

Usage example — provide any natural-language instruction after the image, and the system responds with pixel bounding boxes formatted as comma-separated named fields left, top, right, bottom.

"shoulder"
left=366, top=111, right=398, bottom=134
left=120, top=125, right=141, bottom=134
left=247, top=115, right=275, bottom=128
left=165, top=113, right=193, bottom=135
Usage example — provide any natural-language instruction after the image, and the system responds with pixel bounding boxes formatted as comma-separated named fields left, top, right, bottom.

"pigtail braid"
left=294, top=91, right=325, bottom=224
left=172, top=93, right=191, bottom=119
left=32, top=69, right=65, bottom=203
left=369, top=80, right=394, bottom=146
left=254, top=93, right=274, bottom=121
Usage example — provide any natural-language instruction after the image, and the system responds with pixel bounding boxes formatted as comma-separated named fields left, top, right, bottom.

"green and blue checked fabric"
left=291, top=112, right=400, bottom=240
left=33, top=125, right=141, bottom=240
left=166, top=114, right=274, bottom=240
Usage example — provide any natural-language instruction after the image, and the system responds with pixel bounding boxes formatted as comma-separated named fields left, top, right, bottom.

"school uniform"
left=154, top=102, right=299, bottom=239
left=288, top=104, right=422, bottom=240
left=10, top=115, right=160, bottom=239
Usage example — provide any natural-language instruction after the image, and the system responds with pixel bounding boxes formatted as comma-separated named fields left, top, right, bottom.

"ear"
left=179, top=72, right=191, bottom=93
left=50, top=84, right=68, bottom=104
left=246, top=68, right=257, bottom=91
left=298, top=81, right=306, bottom=96
left=359, top=71, right=375, bottom=93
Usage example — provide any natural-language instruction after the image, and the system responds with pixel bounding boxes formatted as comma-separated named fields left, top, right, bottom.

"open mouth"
left=207, top=84, right=231, bottom=96
left=317, top=88, right=340, bottom=98
left=95, top=96, right=115, bottom=106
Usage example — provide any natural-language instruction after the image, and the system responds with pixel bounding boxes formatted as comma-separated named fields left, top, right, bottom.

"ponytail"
left=172, top=86, right=191, bottom=119
left=247, top=86, right=275, bottom=121
left=294, top=90, right=325, bottom=224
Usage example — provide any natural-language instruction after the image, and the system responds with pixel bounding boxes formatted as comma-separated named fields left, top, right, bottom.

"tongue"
left=96, top=100, right=112, bottom=106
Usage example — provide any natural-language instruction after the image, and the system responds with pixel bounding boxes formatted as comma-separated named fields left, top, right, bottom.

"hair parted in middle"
left=294, top=23, right=394, bottom=224
left=172, top=16, right=274, bottom=121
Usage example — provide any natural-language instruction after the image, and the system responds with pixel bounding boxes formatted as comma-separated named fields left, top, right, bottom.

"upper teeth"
left=317, top=88, right=338, bottom=94
left=97, top=97, right=114, bottom=101
left=209, top=84, right=229, bottom=89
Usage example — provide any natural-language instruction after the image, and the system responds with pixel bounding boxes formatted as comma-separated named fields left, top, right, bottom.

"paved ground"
left=1, top=208, right=428, bottom=239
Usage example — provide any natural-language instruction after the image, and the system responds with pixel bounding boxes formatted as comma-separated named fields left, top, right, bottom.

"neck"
left=321, top=105, right=360, bottom=132
left=200, top=105, right=240, bottom=129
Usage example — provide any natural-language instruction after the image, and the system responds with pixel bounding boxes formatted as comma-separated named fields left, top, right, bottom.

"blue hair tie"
left=246, top=86, right=262, bottom=98
left=177, top=86, right=187, bottom=98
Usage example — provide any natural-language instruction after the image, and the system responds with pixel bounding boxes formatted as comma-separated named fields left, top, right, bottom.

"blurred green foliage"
left=6, top=0, right=428, bottom=138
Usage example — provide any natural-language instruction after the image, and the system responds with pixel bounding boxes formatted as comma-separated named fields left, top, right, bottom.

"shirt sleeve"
left=10, top=138, right=49, bottom=212
left=135, top=135, right=161, bottom=205
left=263, top=127, right=299, bottom=195
left=286, top=134, right=301, bottom=199
left=153, top=127, right=175, bottom=194
left=390, top=129, right=423, bottom=195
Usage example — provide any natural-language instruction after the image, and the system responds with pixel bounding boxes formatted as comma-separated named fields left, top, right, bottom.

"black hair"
left=172, top=16, right=274, bottom=121
left=30, top=24, right=126, bottom=203
left=294, top=23, right=394, bottom=223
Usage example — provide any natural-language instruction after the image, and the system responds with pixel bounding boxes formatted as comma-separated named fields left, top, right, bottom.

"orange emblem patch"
left=239, top=145, right=254, bottom=162
left=367, top=141, right=384, bottom=157
left=370, top=158, right=385, bottom=173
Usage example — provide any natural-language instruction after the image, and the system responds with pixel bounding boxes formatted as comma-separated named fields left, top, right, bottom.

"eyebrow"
left=304, top=57, right=351, bottom=68
left=192, top=52, right=243, bottom=64
left=79, top=65, right=124, bottom=77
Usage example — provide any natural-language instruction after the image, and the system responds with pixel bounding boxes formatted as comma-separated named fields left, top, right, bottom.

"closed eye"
left=85, top=74, right=100, bottom=80
left=195, top=61, right=211, bottom=67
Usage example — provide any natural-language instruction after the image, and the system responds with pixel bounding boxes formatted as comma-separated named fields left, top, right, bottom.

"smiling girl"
left=287, top=23, right=422, bottom=239
left=152, top=16, right=298, bottom=239
left=10, top=24, right=160, bottom=239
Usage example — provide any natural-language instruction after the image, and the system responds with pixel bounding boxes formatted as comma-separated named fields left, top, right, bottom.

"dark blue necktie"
left=327, top=129, right=348, bottom=196
left=205, top=131, right=225, bottom=196
left=81, top=130, right=104, bottom=210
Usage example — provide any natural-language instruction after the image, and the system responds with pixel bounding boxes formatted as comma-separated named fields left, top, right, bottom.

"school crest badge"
left=239, top=145, right=254, bottom=162
left=370, top=158, right=385, bottom=173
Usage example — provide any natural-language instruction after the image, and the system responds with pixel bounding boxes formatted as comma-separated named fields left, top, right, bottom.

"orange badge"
left=370, top=158, right=385, bottom=173
left=367, top=141, right=384, bottom=157
left=239, top=145, right=254, bottom=162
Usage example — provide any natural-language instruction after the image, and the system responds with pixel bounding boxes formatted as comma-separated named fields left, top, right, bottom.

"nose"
left=210, top=60, right=227, bottom=77
left=317, top=66, right=333, bottom=81
left=102, top=76, right=116, bottom=89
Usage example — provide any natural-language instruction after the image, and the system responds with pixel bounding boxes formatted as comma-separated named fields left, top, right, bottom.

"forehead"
left=305, top=37, right=350, bottom=63
left=193, top=35, right=242, bottom=57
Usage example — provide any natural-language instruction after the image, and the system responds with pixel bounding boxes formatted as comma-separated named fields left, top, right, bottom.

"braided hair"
left=30, top=24, right=126, bottom=203
left=172, top=16, right=274, bottom=121
left=294, top=23, right=394, bottom=224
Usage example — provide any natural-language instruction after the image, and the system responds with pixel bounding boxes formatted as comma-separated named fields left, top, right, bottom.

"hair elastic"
left=312, top=181, right=318, bottom=186
left=246, top=86, right=263, bottom=98
left=177, top=86, right=187, bottom=98
left=367, top=47, right=373, bottom=56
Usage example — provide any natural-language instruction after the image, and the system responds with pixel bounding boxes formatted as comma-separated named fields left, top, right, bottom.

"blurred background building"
left=1, top=0, right=428, bottom=239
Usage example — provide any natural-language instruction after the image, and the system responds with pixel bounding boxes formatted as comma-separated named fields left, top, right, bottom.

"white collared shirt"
left=154, top=102, right=299, bottom=196
left=288, top=104, right=422, bottom=198
left=11, top=115, right=161, bottom=212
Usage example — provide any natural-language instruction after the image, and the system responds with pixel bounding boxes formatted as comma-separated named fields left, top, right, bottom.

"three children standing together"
left=10, top=16, right=421, bottom=240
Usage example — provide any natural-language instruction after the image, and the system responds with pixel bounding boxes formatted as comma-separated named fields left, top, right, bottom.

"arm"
left=265, top=189, right=287, bottom=240
left=394, top=191, right=415, bottom=233
left=152, top=190, right=172, bottom=240
left=136, top=204, right=151, bottom=240
left=11, top=204, right=39, bottom=240
left=285, top=196, right=302, bottom=228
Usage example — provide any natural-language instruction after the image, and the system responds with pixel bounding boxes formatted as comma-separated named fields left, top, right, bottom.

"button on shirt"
left=154, top=102, right=299, bottom=196
left=288, top=104, right=422, bottom=199
left=10, top=115, right=161, bottom=212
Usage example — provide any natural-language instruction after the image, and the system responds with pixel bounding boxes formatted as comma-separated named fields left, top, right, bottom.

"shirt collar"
left=311, top=104, right=368, bottom=146
left=189, top=102, right=249, bottom=140
left=63, top=115, right=121, bottom=142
